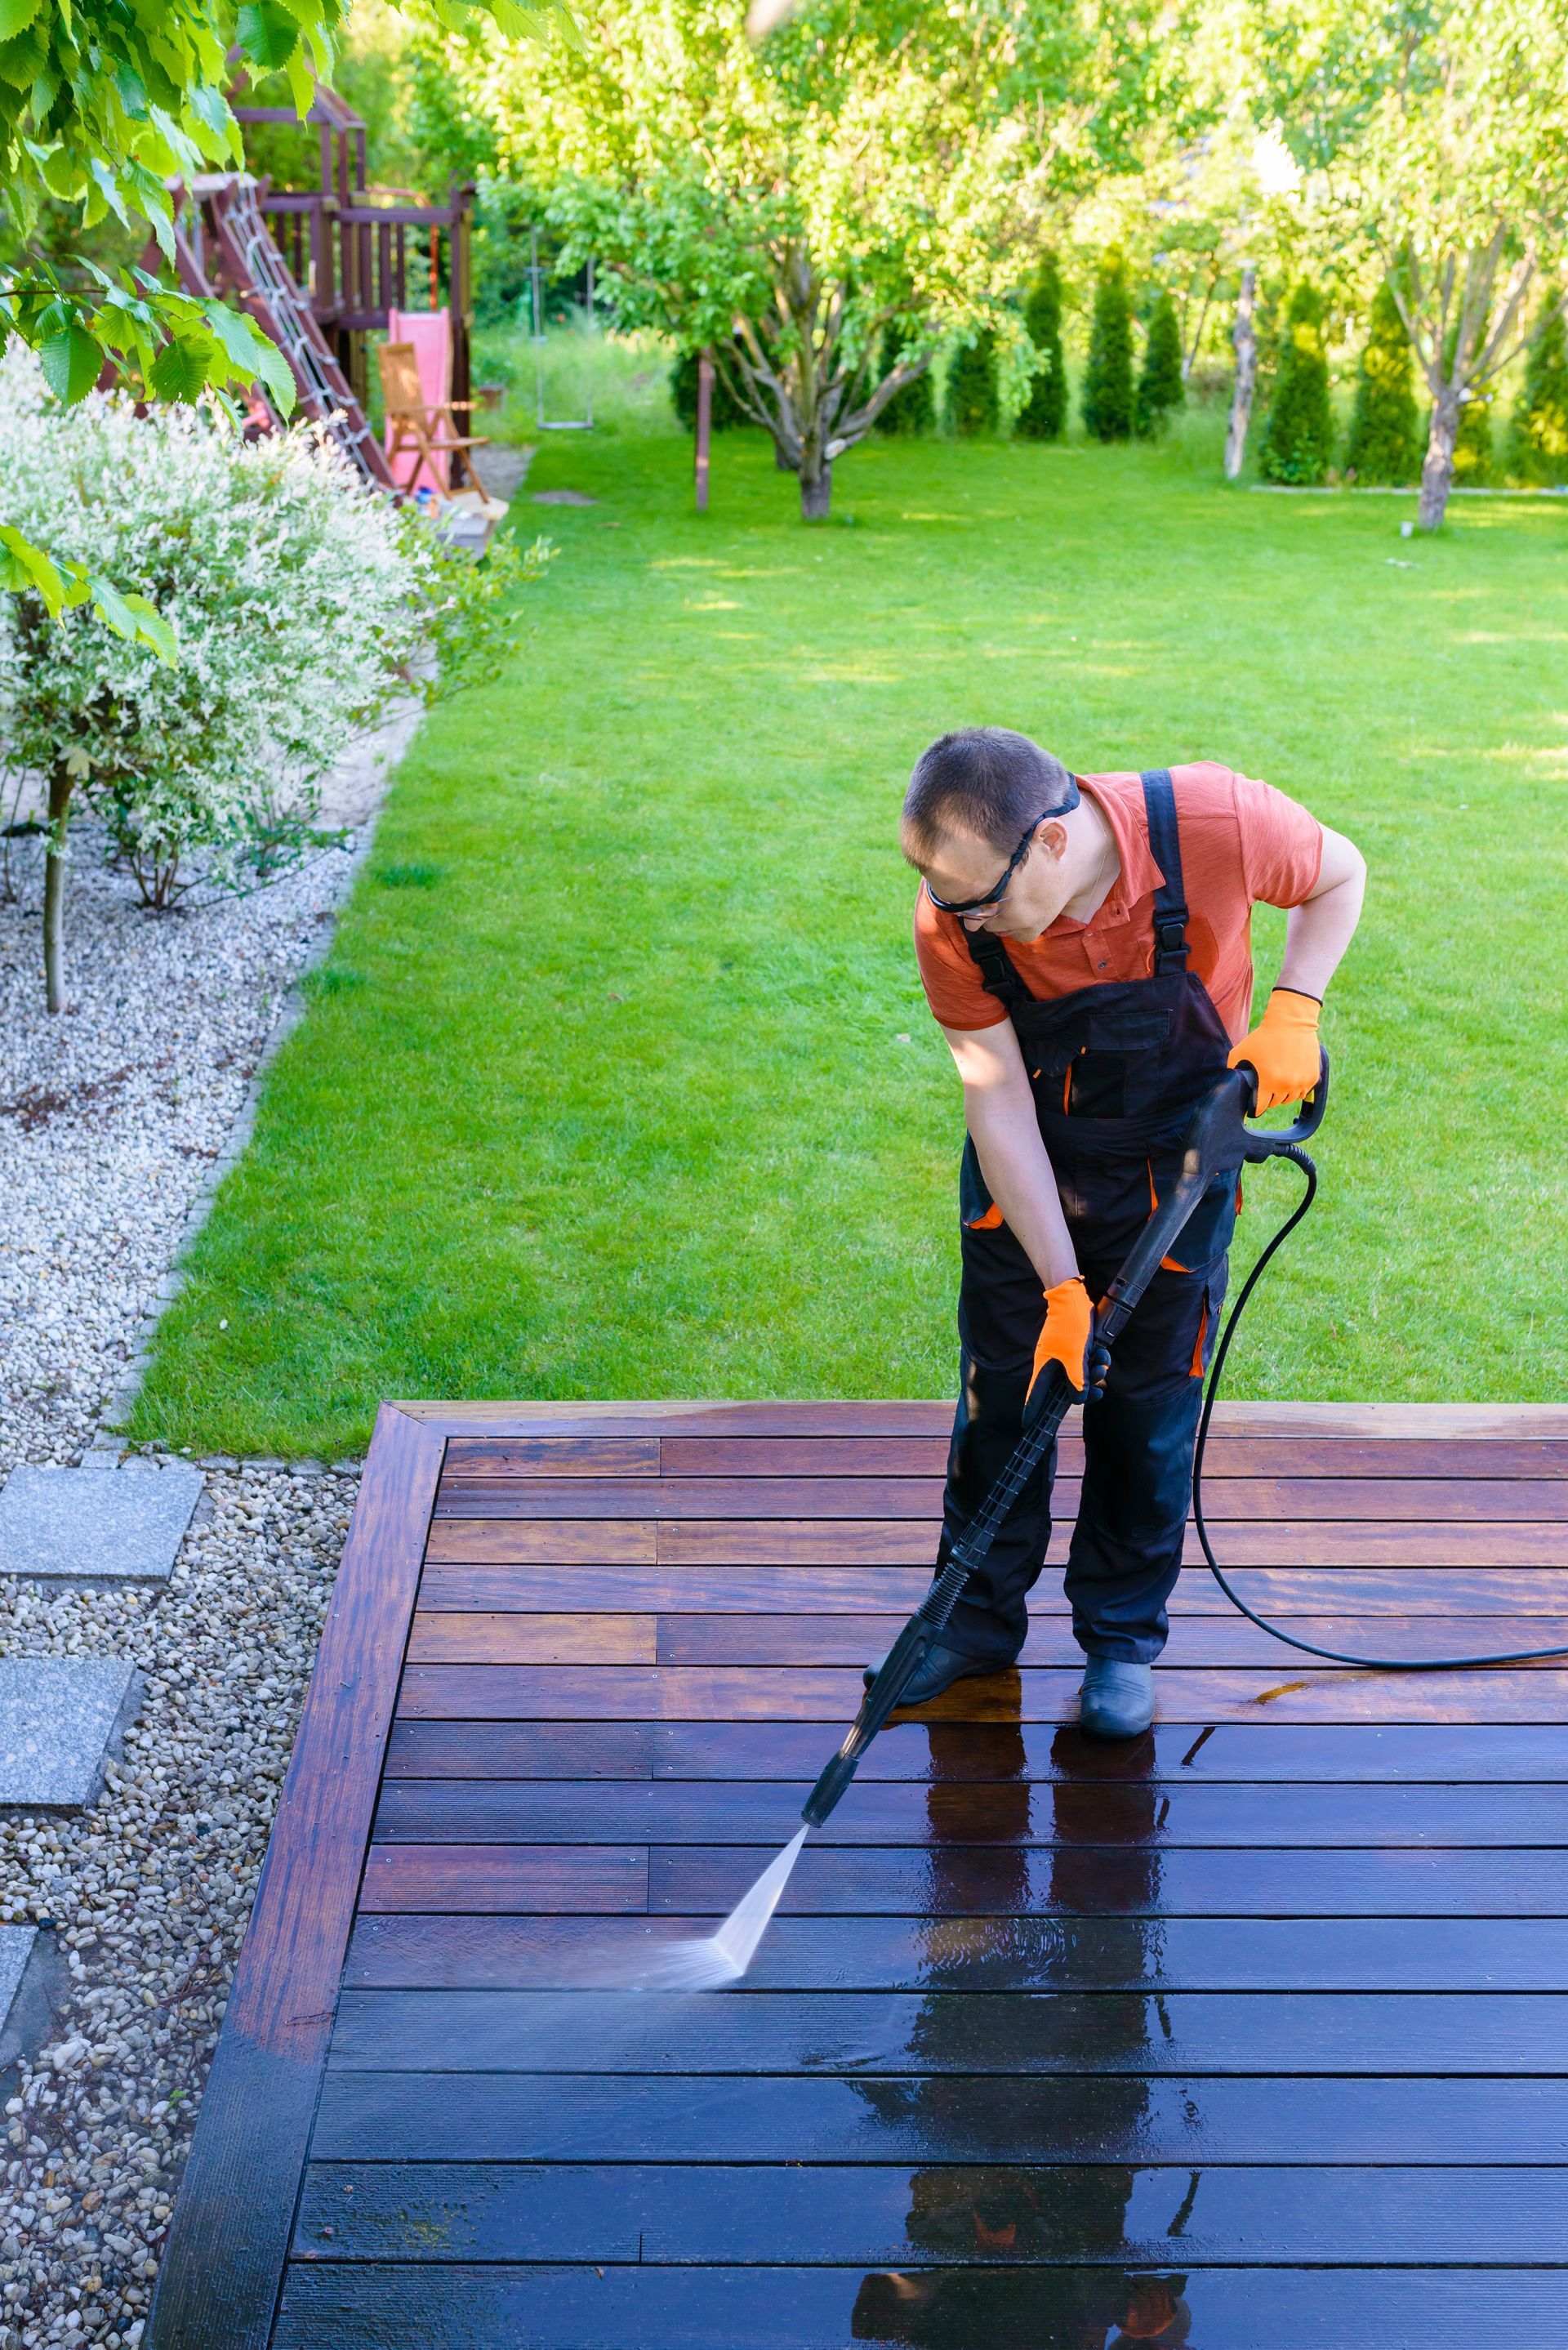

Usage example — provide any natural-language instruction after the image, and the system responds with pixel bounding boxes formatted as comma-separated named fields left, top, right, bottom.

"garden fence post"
left=695, top=352, right=714, bottom=511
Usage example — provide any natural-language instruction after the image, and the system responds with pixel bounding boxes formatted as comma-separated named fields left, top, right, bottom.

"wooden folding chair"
left=377, top=340, right=508, bottom=537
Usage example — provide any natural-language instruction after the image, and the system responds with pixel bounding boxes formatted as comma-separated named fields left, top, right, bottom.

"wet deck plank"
left=149, top=1400, right=1568, bottom=2349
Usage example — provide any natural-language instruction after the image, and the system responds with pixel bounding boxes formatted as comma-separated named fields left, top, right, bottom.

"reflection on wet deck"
left=202, top=1399, right=1568, bottom=2348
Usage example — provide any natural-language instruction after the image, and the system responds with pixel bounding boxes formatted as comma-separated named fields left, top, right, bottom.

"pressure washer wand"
left=800, top=1059, right=1330, bottom=1830
left=799, top=1367, right=1076, bottom=1826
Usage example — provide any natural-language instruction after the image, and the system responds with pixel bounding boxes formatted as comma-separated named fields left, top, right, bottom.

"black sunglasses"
left=924, top=811, right=1049, bottom=916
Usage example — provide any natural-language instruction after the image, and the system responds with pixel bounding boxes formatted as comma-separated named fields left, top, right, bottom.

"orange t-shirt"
left=913, top=761, right=1324, bottom=1041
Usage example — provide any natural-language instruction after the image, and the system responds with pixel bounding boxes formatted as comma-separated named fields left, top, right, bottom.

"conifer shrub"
left=1507, top=294, right=1568, bottom=485
left=1258, top=282, right=1334, bottom=484
left=1134, top=289, right=1184, bottom=437
left=876, top=330, right=936, bottom=435
left=945, top=328, right=999, bottom=435
left=1081, top=249, right=1134, bottom=442
left=1345, top=279, right=1419, bottom=484
left=1015, top=256, right=1067, bottom=441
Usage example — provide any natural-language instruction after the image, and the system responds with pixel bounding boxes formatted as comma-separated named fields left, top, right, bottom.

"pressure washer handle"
left=1234, top=1050, right=1329, bottom=1158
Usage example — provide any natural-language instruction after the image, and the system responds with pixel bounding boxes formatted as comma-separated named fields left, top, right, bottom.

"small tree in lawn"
left=462, top=0, right=1162, bottom=519
left=1508, top=292, right=1568, bottom=484
left=1134, top=290, right=1184, bottom=437
left=1250, top=0, right=1568, bottom=529
left=1258, top=283, right=1334, bottom=484
left=946, top=330, right=999, bottom=436
left=1345, top=279, right=1419, bottom=484
left=1015, top=255, right=1067, bottom=441
left=876, top=327, right=936, bottom=435
left=1083, top=251, right=1135, bottom=442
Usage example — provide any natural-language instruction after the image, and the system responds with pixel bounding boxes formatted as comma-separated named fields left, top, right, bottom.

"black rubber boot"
left=861, top=1641, right=1016, bottom=1706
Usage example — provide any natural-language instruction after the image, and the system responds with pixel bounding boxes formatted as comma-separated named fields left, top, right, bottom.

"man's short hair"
left=902, top=728, right=1079, bottom=862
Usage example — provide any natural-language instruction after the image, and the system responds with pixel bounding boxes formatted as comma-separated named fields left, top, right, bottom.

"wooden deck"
left=148, top=1399, right=1568, bottom=2349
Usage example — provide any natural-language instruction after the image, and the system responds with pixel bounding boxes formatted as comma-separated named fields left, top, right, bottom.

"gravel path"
left=0, top=734, right=413, bottom=2343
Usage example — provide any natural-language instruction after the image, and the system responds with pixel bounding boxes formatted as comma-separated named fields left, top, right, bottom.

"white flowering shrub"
left=0, top=344, right=511, bottom=931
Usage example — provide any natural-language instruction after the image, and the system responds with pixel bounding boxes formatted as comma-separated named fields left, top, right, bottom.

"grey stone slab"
left=0, top=1929, right=33, bottom=2045
left=0, top=1657, right=140, bottom=1808
left=0, top=1928, right=65, bottom=2074
left=0, top=1460, right=203, bottom=1583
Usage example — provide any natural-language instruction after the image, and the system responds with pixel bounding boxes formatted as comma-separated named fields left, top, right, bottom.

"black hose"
left=1193, top=1146, right=1568, bottom=1670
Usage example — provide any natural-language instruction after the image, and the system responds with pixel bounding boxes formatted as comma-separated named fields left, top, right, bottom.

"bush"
left=670, top=346, right=749, bottom=432
left=0, top=349, right=536, bottom=1000
left=1258, top=282, right=1334, bottom=484
left=1015, top=256, right=1067, bottom=441
left=945, top=328, right=998, bottom=435
left=1507, top=294, right=1568, bottom=485
left=1134, top=289, right=1184, bottom=438
left=1082, top=250, right=1134, bottom=443
left=1345, top=279, right=1419, bottom=484
left=875, top=329, right=936, bottom=436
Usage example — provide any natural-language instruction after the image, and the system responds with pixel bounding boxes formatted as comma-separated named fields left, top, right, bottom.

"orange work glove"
left=1027, top=1276, right=1097, bottom=1418
left=1228, top=988, right=1322, bottom=1113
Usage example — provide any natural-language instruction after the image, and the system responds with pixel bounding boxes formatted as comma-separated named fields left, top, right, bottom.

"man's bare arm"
left=1276, top=824, right=1366, bottom=999
left=942, top=1019, right=1080, bottom=1288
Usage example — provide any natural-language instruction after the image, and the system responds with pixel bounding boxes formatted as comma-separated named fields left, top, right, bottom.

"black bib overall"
left=941, top=769, right=1241, bottom=1666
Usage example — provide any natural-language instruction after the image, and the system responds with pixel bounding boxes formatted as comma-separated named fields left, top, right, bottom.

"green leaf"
left=488, top=0, right=548, bottom=37
left=56, top=560, right=94, bottom=611
left=251, top=337, right=296, bottom=413
left=88, top=577, right=177, bottom=664
left=203, top=300, right=296, bottom=413
left=236, top=1, right=300, bottom=72
left=114, top=61, right=149, bottom=118
left=0, top=23, right=47, bottom=89
left=0, top=0, right=42, bottom=43
left=150, top=333, right=213, bottom=404
left=115, top=591, right=178, bottom=666
left=283, top=41, right=314, bottom=117
left=0, top=524, right=65, bottom=617
left=38, top=322, right=104, bottom=404
left=185, top=78, right=234, bottom=151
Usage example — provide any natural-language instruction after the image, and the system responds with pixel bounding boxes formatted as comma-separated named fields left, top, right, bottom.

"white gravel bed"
left=0, top=1465, right=358, bottom=2348
left=0, top=821, right=364, bottom=1480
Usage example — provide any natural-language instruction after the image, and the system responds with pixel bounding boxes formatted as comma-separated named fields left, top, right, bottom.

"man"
left=889, top=730, right=1365, bottom=1737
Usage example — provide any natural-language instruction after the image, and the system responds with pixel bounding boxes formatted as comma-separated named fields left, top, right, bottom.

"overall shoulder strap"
left=960, top=921, right=1033, bottom=1012
left=1140, top=767, right=1189, bottom=975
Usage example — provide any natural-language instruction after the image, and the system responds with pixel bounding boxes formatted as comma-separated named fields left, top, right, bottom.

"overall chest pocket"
left=1061, top=1007, right=1173, bottom=1119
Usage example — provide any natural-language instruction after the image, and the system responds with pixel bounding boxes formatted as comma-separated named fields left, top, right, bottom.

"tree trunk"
left=799, top=452, right=832, bottom=519
left=42, top=759, right=74, bottom=1015
left=1223, top=267, right=1258, bottom=481
left=1419, top=383, right=1462, bottom=530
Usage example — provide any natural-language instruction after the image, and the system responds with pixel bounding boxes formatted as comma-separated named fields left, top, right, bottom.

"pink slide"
left=385, top=308, right=452, bottom=493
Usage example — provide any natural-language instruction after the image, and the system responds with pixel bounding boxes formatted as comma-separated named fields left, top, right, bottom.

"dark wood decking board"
left=149, top=1401, right=1568, bottom=2350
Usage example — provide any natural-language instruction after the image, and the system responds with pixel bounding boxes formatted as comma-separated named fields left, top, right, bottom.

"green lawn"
left=131, top=412, right=1568, bottom=1457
